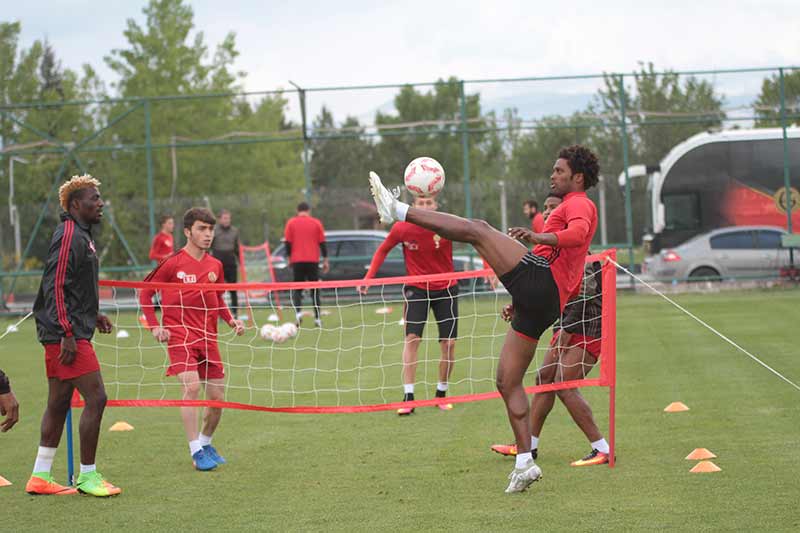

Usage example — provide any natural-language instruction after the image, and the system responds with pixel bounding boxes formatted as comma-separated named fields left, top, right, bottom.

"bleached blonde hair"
left=58, top=175, right=101, bottom=212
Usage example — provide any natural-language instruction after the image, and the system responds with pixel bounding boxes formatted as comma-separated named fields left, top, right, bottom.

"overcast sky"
left=6, top=0, right=800, bottom=121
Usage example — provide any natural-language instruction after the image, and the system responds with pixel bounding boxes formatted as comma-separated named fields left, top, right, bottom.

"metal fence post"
left=779, top=68, right=795, bottom=268
left=144, top=98, right=156, bottom=243
left=459, top=81, right=472, bottom=220
left=618, top=75, right=635, bottom=282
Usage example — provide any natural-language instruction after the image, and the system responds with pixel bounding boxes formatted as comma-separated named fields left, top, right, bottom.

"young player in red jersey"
left=283, top=202, right=330, bottom=327
left=149, top=214, right=175, bottom=262
left=139, top=207, right=245, bottom=471
left=359, top=195, right=458, bottom=415
left=491, top=194, right=611, bottom=467
left=369, top=145, right=599, bottom=493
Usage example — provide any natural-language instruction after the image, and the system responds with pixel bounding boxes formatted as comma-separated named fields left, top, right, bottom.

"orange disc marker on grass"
left=664, top=402, right=690, bottom=412
left=0, top=475, right=12, bottom=487
left=690, top=461, right=721, bottom=473
left=686, top=448, right=716, bottom=460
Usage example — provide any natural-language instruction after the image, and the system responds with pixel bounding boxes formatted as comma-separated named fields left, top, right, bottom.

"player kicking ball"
left=491, top=194, right=612, bottom=467
left=359, top=194, right=458, bottom=415
left=368, top=146, right=599, bottom=493
left=139, top=208, right=245, bottom=471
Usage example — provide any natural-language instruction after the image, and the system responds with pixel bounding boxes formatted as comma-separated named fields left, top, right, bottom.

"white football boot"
left=368, top=171, right=401, bottom=224
left=504, top=459, right=542, bottom=493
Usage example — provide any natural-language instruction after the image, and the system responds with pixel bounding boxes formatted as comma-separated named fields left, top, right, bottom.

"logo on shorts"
left=208, top=271, right=217, bottom=282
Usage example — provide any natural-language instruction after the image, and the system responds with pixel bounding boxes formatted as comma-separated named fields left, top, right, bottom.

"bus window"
left=664, top=193, right=701, bottom=231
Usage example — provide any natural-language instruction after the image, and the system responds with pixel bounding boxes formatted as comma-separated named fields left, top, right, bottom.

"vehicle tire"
left=688, top=266, right=720, bottom=281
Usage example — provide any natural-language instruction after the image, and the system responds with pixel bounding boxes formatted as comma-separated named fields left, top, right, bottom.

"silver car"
left=643, top=226, right=794, bottom=281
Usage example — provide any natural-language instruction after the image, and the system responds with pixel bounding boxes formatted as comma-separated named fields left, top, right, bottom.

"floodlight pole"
left=9, top=156, right=28, bottom=267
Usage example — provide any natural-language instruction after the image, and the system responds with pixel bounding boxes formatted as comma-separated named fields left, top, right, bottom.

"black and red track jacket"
left=33, top=212, right=99, bottom=345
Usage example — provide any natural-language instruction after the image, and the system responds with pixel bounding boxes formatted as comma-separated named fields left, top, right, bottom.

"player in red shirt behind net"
left=359, top=195, right=458, bottom=415
left=148, top=214, right=175, bottom=262
left=369, top=145, right=599, bottom=493
left=139, top=207, right=245, bottom=472
left=283, top=202, right=330, bottom=328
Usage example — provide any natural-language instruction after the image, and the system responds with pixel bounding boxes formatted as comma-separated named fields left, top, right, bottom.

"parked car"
left=642, top=225, right=793, bottom=281
left=269, top=230, right=487, bottom=290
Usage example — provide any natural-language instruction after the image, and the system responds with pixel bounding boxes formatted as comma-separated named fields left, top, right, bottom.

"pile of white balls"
left=260, top=322, right=299, bottom=343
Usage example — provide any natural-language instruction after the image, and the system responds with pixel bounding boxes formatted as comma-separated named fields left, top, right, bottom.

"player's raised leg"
left=369, top=172, right=527, bottom=279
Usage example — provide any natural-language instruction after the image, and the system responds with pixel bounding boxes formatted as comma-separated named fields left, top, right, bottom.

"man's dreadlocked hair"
left=59, top=175, right=101, bottom=212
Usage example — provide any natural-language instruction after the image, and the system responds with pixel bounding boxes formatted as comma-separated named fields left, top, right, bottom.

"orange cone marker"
left=664, top=402, right=690, bottom=412
left=686, top=448, right=716, bottom=460
left=690, top=461, right=721, bottom=473
left=0, top=475, right=12, bottom=487
left=109, top=421, right=134, bottom=431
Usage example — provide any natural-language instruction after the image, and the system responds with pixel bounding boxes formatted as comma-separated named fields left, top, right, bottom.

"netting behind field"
left=85, top=251, right=616, bottom=413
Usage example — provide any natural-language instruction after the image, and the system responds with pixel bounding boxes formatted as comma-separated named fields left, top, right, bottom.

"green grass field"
left=1, top=288, right=799, bottom=531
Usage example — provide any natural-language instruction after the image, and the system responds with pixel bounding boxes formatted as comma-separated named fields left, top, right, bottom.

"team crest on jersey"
left=433, top=234, right=441, bottom=249
left=208, top=272, right=217, bottom=282
left=404, top=240, right=419, bottom=251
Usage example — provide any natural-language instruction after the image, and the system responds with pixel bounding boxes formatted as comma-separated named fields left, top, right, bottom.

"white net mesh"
left=95, top=253, right=615, bottom=411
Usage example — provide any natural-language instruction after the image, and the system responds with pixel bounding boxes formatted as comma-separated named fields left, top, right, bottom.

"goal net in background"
left=238, top=241, right=283, bottom=321
left=79, top=251, right=616, bottom=428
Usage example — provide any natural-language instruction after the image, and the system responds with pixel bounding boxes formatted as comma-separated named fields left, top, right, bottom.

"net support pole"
left=779, top=68, right=795, bottom=268
left=618, top=76, right=635, bottom=288
left=600, top=249, right=618, bottom=468
left=65, top=408, right=75, bottom=485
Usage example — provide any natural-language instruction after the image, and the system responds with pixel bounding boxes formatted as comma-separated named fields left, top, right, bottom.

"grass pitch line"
left=0, top=311, right=32, bottom=341
left=611, top=260, right=800, bottom=393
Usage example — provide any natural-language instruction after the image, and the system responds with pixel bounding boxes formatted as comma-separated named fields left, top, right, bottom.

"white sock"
left=403, top=383, right=415, bottom=395
left=33, top=446, right=57, bottom=474
left=591, top=438, right=610, bottom=454
left=515, top=452, right=533, bottom=468
left=296, top=312, right=303, bottom=320
left=199, top=433, right=213, bottom=447
left=530, top=435, right=539, bottom=450
left=396, top=201, right=410, bottom=221
left=436, top=382, right=448, bottom=392
left=189, top=439, right=203, bottom=456
left=80, top=463, right=96, bottom=474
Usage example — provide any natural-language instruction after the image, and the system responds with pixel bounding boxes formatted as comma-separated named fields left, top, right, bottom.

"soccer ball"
left=404, top=157, right=445, bottom=198
left=279, top=322, right=298, bottom=339
left=260, top=324, right=277, bottom=341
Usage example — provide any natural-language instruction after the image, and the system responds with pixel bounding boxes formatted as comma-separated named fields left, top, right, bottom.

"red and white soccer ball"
left=404, top=157, right=445, bottom=198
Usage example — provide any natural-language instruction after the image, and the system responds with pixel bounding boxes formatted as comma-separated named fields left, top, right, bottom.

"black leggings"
left=291, top=262, right=321, bottom=319
left=222, top=261, right=239, bottom=312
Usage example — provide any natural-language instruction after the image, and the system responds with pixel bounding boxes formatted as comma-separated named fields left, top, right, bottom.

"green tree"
left=754, top=69, right=800, bottom=127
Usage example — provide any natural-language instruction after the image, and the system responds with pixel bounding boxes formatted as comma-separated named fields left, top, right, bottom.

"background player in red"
left=283, top=202, right=329, bottom=327
left=369, top=145, right=599, bottom=493
left=149, top=214, right=175, bottom=262
left=140, top=207, right=245, bottom=471
left=360, top=195, right=459, bottom=415
left=28, top=175, right=120, bottom=497
left=523, top=199, right=544, bottom=233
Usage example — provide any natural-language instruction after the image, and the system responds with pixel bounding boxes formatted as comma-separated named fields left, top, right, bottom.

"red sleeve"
left=148, top=235, right=159, bottom=261
left=363, top=226, right=402, bottom=280
left=138, top=258, right=173, bottom=329
left=533, top=213, right=544, bottom=233
left=554, top=200, right=593, bottom=248
left=217, top=263, right=234, bottom=324
left=317, top=219, right=325, bottom=244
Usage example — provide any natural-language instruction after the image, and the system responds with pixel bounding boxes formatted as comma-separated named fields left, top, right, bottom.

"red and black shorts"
left=499, top=253, right=560, bottom=342
left=166, top=338, right=225, bottom=380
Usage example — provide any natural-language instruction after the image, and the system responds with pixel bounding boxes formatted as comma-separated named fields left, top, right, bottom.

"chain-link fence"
left=1, top=65, right=799, bottom=304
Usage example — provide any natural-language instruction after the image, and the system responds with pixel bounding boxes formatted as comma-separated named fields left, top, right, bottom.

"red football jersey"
left=284, top=215, right=325, bottom=263
left=139, top=249, right=234, bottom=343
left=364, top=221, right=454, bottom=290
left=533, top=191, right=597, bottom=310
left=149, top=232, right=174, bottom=262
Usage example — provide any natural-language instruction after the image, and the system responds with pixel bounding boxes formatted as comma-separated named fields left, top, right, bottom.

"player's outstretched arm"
left=358, top=231, right=400, bottom=294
